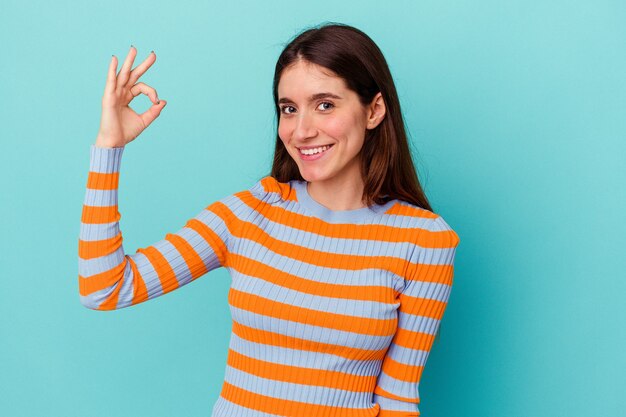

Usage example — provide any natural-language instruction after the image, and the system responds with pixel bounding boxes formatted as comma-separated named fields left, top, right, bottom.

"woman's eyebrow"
left=278, top=92, right=343, bottom=104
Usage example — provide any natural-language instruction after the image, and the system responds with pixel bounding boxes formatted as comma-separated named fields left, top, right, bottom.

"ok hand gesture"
left=95, top=45, right=167, bottom=148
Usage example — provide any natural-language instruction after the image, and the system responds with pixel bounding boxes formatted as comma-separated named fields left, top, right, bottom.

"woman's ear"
left=366, top=92, right=386, bottom=129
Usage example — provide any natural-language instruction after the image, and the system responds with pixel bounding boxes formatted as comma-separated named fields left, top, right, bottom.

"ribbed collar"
left=290, top=179, right=397, bottom=223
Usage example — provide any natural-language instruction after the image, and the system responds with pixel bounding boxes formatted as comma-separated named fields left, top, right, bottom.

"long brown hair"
left=268, top=22, right=433, bottom=212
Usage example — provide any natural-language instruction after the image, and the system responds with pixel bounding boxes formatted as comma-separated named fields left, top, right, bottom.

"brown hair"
left=268, top=22, right=433, bottom=212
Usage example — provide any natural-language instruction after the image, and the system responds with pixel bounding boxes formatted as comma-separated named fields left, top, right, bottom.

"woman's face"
left=277, top=60, right=384, bottom=185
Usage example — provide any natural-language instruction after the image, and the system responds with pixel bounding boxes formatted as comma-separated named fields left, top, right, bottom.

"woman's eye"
left=318, top=101, right=334, bottom=111
left=280, top=102, right=334, bottom=115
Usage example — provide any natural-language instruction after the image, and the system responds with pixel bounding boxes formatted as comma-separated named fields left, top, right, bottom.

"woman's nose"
left=292, top=112, right=317, bottom=140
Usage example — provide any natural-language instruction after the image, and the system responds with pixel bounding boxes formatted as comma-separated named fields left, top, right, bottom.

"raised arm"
left=78, top=144, right=234, bottom=310
left=373, top=215, right=460, bottom=416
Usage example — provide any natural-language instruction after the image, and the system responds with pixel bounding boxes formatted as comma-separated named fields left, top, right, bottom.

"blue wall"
left=0, top=1, right=624, bottom=416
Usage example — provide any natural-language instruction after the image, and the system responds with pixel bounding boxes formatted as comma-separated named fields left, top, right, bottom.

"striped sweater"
left=78, top=144, right=460, bottom=417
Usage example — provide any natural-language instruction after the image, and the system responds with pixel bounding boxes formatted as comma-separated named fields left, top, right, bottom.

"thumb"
left=139, top=100, right=167, bottom=128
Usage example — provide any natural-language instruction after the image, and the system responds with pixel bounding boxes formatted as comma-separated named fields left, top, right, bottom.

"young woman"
left=79, top=22, right=460, bottom=417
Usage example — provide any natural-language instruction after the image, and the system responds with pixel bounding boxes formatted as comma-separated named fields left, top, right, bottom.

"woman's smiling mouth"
left=297, top=144, right=335, bottom=160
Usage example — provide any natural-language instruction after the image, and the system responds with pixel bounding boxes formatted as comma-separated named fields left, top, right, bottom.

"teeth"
left=299, top=145, right=332, bottom=155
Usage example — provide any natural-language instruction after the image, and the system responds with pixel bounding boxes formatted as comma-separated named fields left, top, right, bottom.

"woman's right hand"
left=95, top=45, right=167, bottom=148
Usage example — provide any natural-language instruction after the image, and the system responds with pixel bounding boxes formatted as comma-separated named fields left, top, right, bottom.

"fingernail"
left=157, top=100, right=160, bottom=104
left=151, top=50, right=154, bottom=54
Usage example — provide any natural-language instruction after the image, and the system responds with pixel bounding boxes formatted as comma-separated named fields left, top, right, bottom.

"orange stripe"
left=78, top=260, right=126, bottom=296
left=86, top=171, right=119, bottom=190
left=220, top=380, right=380, bottom=417
left=392, top=326, right=435, bottom=353
left=167, top=232, right=208, bottom=280
left=230, top=253, right=397, bottom=303
left=379, top=355, right=423, bottom=384
left=401, top=294, right=448, bottom=321
left=78, top=233, right=122, bottom=259
left=236, top=187, right=457, bottom=246
left=81, top=204, right=120, bottom=224
left=412, top=225, right=459, bottom=249
left=386, top=202, right=437, bottom=219
left=225, top=213, right=411, bottom=293
left=233, top=223, right=407, bottom=275
left=99, top=275, right=123, bottom=310
left=129, top=257, right=149, bottom=306
left=228, top=286, right=396, bottom=338
left=374, top=385, right=420, bottom=404
left=185, top=217, right=228, bottom=267
left=259, top=176, right=298, bottom=202
left=405, top=262, right=454, bottom=286
left=377, top=409, right=419, bottom=417
left=135, top=246, right=180, bottom=295
left=232, top=321, right=386, bottom=361
left=78, top=201, right=232, bottom=307
left=130, top=207, right=231, bottom=294
left=260, top=175, right=426, bottom=227
left=253, top=176, right=454, bottom=246
left=225, top=349, right=376, bottom=392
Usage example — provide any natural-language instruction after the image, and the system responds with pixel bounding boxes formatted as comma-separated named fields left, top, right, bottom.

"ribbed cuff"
left=89, top=144, right=124, bottom=173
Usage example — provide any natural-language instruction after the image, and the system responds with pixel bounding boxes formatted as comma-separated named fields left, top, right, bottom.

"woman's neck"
left=306, top=176, right=366, bottom=211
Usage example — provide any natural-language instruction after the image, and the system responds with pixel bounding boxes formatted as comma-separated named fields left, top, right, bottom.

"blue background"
left=1, top=1, right=624, bottom=416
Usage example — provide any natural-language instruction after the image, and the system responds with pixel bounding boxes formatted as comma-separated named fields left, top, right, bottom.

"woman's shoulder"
left=390, top=200, right=460, bottom=247
left=245, top=175, right=297, bottom=202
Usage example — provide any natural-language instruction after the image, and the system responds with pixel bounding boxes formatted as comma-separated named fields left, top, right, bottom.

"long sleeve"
left=78, top=144, right=233, bottom=310
left=372, top=215, right=460, bottom=417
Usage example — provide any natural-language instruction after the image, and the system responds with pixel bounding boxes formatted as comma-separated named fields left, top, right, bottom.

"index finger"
left=104, top=55, right=118, bottom=95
